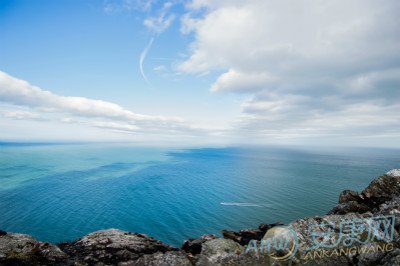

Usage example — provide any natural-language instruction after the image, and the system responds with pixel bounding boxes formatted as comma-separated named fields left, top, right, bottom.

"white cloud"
left=144, top=13, right=175, bottom=33
left=0, top=70, right=203, bottom=137
left=2, top=110, right=41, bottom=120
left=211, top=69, right=276, bottom=93
left=177, top=0, right=400, bottom=143
left=180, top=0, right=400, bottom=76
left=143, top=2, right=176, bottom=33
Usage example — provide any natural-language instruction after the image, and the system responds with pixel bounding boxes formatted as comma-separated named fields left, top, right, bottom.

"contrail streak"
left=139, top=37, right=154, bottom=86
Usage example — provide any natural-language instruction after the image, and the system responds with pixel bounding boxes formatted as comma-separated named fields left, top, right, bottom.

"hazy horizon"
left=1, top=0, right=399, bottom=147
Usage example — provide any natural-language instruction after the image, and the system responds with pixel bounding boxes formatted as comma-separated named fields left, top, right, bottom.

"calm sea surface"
left=0, top=143, right=399, bottom=246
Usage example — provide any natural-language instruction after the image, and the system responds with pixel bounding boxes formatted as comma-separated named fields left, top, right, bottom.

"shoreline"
left=1, top=169, right=400, bottom=265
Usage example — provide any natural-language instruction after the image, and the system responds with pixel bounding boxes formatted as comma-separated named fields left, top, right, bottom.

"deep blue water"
left=0, top=143, right=399, bottom=247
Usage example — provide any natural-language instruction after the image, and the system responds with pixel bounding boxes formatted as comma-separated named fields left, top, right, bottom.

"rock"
left=222, top=229, right=264, bottom=246
left=0, top=232, right=67, bottom=265
left=381, top=248, right=400, bottom=266
left=61, top=229, right=177, bottom=265
left=362, top=171, right=400, bottom=203
left=330, top=169, right=400, bottom=215
left=386, top=169, right=400, bottom=177
left=222, top=222, right=284, bottom=245
left=196, top=238, right=244, bottom=266
left=0, top=231, right=7, bottom=236
left=328, top=201, right=371, bottom=215
left=258, top=222, right=284, bottom=232
left=338, top=190, right=361, bottom=204
left=377, top=196, right=400, bottom=216
left=181, top=234, right=217, bottom=255
left=130, top=251, right=192, bottom=266
left=286, top=209, right=400, bottom=265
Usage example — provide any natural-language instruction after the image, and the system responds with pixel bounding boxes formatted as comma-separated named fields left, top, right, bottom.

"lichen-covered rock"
left=339, top=190, right=362, bottom=204
left=362, top=170, right=400, bottom=201
left=62, top=229, right=177, bottom=265
left=77, top=229, right=175, bottom=253
left=287, top=210, right=400, bottom=265
left=129, top=251, right=192, bottom=266
left=377, top=196, right=400, bottom=216
left=196, top=238, right=244, bottom=266
left=381, top=248, right=400, bottom=266
left=328, top=201, right=371, bottom=215
left=330, top=169, right=400, bottom=215
left=0, top=232, right=67, bottom=265
left=355, top=243, right=387, bottom=266
left=386, top=169, right=400, bottom=178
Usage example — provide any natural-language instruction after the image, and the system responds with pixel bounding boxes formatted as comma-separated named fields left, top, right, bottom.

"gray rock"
left=328, top=201, right=371, bottom=215
left=339, top=190, right=362, bottom=204
left=381, top=248, right=400, bottom=266
left=386, top=169, right=400, bottom=178
left=222, top=222, right=284, bottom=246
left=0, top=232, right=67, bottom=265
left=76, top=229, right=175, bottom=253
left=130, top=251, right=192, bottom=266
left=182, top=234, right=217, bottom=255
left=363, top=172, right=400, bottom=202
left=196, top=238, right=244, bottom=266
left=61, top=229, right=177, bottom=265
left=330, top=169, right=400, bottom=215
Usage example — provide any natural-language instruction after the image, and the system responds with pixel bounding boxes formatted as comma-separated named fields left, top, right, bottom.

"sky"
left=0, top=0, right=399, bottom=147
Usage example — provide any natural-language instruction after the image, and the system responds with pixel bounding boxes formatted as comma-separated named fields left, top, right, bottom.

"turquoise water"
left=0, top=143, right=399, bottom=247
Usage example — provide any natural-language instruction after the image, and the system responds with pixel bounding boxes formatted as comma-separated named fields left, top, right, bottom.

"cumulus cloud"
left=0, top=70, right=202, bottom=136
left=178, top=0, right=400, bottom=142
left=211, top=69, right=276, bottom=93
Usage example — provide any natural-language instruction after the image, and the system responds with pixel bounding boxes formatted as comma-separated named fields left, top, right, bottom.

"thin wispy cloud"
left=139, top=2, right=176, bottom=84
left=103, top=1, right=173, bottom=85
left=139, top=37, right=155, bottom=85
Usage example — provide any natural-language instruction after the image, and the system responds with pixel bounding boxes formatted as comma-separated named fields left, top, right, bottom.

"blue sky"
left=0, top=0, right=399, bottom=147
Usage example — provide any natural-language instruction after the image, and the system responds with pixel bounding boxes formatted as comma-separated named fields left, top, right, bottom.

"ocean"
left=0, top=143, right=399, bottom=247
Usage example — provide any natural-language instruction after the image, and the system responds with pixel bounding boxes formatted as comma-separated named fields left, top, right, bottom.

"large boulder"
left=0, top=232, right=67, bottom=265
left=60, top=229, right=177, bottom=265
left=363, top=169, right=400, bottom=203
left=330, top=169, right=400, bottom=215
left=196, top=238, right=244, bottom=266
